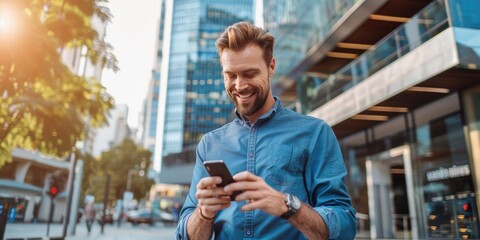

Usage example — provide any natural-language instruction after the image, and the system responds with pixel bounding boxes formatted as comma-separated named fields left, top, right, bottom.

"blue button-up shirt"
left=176, top=98, right=356, bottom=239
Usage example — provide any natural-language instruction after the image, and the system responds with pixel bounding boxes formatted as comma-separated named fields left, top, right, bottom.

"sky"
left=102, top=0, right=161, bottom=128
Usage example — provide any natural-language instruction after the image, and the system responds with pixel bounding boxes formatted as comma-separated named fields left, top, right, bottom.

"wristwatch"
left=280, top=193, right=301, bottom=220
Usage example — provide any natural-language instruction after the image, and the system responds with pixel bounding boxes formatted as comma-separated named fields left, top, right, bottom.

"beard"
left=228, top=82, right=269, bottom=118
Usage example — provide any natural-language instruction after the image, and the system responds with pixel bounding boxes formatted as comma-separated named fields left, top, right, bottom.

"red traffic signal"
left=47, top=174, right=61, bottom=198
left=49, top=186, right=58, bottom=197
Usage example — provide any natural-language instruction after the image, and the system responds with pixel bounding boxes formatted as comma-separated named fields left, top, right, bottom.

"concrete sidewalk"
left=4, top=222, right=176, bottom=240
left=4, top=222, right=64, bottom=239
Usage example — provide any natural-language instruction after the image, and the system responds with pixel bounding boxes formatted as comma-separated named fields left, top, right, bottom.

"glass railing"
left=301, top=0, right=450, bottom=114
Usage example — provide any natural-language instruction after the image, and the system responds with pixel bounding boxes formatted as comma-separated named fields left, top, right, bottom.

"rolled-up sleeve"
left=306, top=121, right=357, bottom=240
left=315, top=206, right=356, bottom=239
left=176, top=207, right=193, bottom=240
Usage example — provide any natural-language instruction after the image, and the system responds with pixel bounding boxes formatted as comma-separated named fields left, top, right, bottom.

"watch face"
left=290, top=195, right=301, bottom=210
left=281, top=194, right=301, bottom=219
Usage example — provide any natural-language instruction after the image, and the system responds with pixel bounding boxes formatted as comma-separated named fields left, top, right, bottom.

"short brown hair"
left=216, top=21, right=275, bottom=66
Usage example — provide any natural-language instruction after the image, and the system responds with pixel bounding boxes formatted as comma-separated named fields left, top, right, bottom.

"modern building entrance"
left=366, top=146, right=418, bottom=239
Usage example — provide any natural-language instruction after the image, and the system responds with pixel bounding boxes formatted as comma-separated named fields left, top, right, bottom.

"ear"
left=269, top=57, right=276, bottom=76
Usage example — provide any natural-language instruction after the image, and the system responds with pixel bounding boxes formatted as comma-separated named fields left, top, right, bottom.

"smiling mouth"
left=236, top=92, right=255, bottom=103
left=238, top=92, right=254, bottom=99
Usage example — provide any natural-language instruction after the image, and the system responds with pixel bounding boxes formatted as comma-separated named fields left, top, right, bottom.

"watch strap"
left=280, top=209, right=296, bottom=219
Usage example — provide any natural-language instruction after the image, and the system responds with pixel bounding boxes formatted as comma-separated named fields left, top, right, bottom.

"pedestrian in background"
left=172, top=202, right=182, bottom=224
left=85, top=202, right=96, bottom=235
left=116, top=206, right=124, bottom=227
left=176, top=21, right=356, bottom=240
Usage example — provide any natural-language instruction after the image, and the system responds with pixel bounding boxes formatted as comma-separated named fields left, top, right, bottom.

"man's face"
left=221, top=44, right=275, bottom=119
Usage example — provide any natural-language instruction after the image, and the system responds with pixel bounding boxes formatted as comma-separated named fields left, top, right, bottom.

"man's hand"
left=195, top=176, right=232, bottom=218
left=224, top=171, right=287, bottom=217
left=225, top=171, right=329, bottom=239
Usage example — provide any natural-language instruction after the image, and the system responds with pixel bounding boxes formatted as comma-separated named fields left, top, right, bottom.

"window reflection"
left=417, top=112, right=480, bottom=238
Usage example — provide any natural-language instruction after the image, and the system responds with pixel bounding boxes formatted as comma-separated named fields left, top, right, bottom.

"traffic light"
left=47, top=175, right=60, bottom=198
left=48, top=185, right=58, bottom=198
left=463, top=203, right=470, bottom=211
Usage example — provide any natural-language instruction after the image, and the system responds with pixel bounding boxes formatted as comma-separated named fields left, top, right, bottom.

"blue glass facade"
left=162, top=0, right=254, bottom=158
left=449, top=0, right=480, bottom=69
left=141, top=0, right=166, bottom=171
left=149, top=75, right=160, bottom=138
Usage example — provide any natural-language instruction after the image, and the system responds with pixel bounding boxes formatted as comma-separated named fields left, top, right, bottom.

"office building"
left=139, top=0, right=166, bottom=174
left=153, top=0, right=255, bottom=184
left=269, top=0, right=480, bottom=239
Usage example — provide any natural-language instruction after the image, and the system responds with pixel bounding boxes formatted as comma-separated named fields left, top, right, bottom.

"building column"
left=462, top=85, right=480, bottom=217
left=15, top=162, right=31, bottom=182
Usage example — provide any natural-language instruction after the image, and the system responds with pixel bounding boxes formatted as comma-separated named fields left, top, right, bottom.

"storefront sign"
left=426, top=164, right=470, bottom=182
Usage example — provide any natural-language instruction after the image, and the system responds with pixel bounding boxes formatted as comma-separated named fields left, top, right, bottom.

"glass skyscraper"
left=154, top=0, right=254, bottom=177
left=140, top=0, right=166, bottom=174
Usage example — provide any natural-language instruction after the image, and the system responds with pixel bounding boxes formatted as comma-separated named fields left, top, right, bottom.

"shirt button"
left=246, top=230, right=251, bottom=235
left=252, top=128, right=256, bottom=132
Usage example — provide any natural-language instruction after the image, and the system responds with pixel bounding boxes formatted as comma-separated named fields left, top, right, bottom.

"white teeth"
left=238, top=93, right=254, bottom=99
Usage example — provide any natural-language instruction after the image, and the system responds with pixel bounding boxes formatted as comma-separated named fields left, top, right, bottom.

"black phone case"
left=204, top=160, right=242, bottom=201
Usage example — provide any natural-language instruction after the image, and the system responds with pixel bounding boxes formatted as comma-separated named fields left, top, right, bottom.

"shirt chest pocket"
left=265, top=147, right=305, bottom=190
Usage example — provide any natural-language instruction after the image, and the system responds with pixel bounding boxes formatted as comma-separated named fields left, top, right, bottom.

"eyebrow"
left=222, top=68, right=260, bottom=75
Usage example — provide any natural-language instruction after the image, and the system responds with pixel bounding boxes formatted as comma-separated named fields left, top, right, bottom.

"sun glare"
left=0, top=14, right=6, bottom=30
left=0, top=5, right=17, bottom=36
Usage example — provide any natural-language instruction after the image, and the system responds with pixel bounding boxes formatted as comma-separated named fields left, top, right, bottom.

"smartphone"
left=203, top=160, right=242, bottom=201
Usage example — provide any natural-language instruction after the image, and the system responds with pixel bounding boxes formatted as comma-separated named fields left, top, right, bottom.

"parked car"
left=126, top=210, right=159, bottom=225
left=158, top=210, right=176, bottom=225
left=126, top=209, right=175, bottom=226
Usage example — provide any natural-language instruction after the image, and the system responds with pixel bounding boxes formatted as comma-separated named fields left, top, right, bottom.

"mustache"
left=231, top=87, right=258, bottom=95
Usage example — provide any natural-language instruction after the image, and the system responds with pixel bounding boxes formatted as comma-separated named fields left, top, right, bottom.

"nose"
left=234, top=76, right=248, bottom=92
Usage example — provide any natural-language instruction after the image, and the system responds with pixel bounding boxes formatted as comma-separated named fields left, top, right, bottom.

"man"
left=176, top=21, right=356, bottom=240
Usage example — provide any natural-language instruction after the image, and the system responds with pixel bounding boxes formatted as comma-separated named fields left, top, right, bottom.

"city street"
left=4, top=221, right=176, bottom=240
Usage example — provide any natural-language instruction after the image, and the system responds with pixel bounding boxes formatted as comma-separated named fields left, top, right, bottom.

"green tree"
left=0, top=0, right=118, bottom=167
left=82, top=139, right=154, bottom=205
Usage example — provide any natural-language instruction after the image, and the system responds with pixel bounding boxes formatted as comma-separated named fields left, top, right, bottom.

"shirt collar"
left=234, top=96, right=281, bottom=123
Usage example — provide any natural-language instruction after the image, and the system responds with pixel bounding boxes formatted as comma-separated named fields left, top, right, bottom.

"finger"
left=240, top=198, right=266, bottom=212
left=224, top=178, right=264, bottom=193
left=203, top=203, right=231, bottom=213
left=198, top=196, right=231, bottom=207
left=232, top=171, right=262, bottom=182
left=233, top=189, right=256, bottom=202
left=197, top=176, right=222, bottom=189
left=239, top=191, right=286, bottom=216
left=196, top=187, right=231, bottom=199
left=232, top=187, right=272, bottom=202
left=200, top=199, right=231, bottom=217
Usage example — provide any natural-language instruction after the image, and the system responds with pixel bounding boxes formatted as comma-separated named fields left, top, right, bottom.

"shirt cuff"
left=315, top=207, right=340, bottom=239
left=176, top=211, right=193, bottom=240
